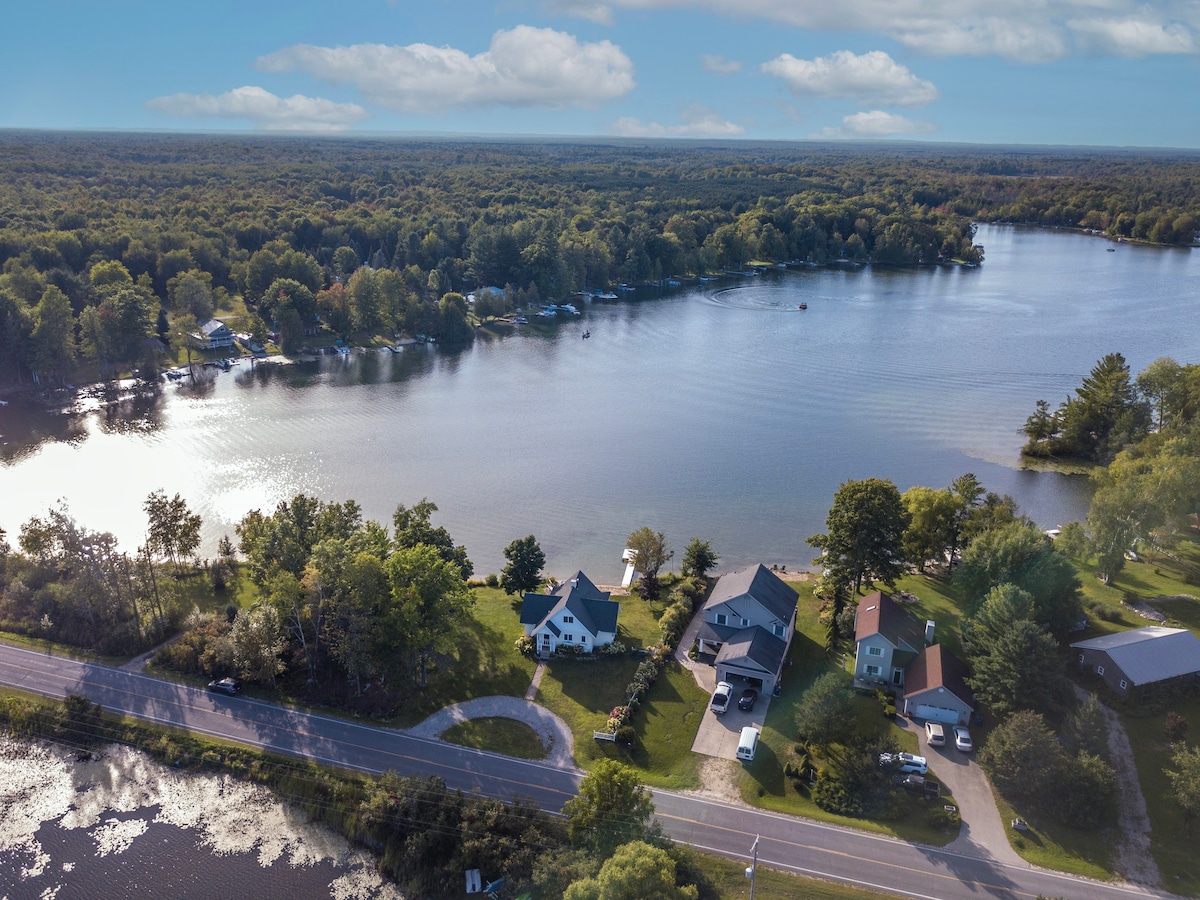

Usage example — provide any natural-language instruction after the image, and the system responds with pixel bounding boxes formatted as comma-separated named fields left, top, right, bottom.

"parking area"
left=690, top=686, right=770, bottom=760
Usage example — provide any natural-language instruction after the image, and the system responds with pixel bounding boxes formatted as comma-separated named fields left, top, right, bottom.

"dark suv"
left=207, top=677, right=242, bottom=696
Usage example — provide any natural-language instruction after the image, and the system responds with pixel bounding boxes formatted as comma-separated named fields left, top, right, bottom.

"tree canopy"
left=563, top=760, right=657, bottom=858
left=809, top=477, right=910, bottom=594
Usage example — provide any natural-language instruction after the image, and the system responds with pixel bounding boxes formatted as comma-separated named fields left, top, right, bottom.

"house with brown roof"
left=852, top=591, right=933, bottom=689
left=900, top=644, right=975, bottom=725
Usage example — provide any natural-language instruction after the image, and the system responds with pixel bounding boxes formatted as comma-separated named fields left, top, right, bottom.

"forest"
left=1, top=131, right=1197, bottom=387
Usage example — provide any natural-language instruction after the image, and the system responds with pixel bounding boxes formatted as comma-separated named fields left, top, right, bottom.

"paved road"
left=0, top=643, right=1179, bottom=900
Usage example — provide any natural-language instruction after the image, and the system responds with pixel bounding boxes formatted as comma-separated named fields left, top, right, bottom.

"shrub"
left=615, top=724, right=636, bottom=744
left=1165, top=711, right=1189, bottom=743
left=484, top=573, right=499, bottom=588
left=601, top=640, right=627, bottom=656
left=927, top=806, right=960, bottom=830
left=514, top=636, right=535, bottom=657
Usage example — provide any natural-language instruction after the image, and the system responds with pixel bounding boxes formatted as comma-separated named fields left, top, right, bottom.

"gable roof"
left=716, top=626, right=787, bottom=676
left=520, top=570, right=618, bottom=638
left=1071, top=627, right=1200, bottom=686
left=854, top=591, right=926, bottom=652
left=903, top=644, right=974, bottom=708
left=704, top=564, right=799, bottom=623
left=200, top=319, right=231, bottom=336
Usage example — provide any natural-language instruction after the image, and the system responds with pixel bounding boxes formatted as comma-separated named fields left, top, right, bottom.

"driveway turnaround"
left=408, top=696, right=577, bottom=769
left=0, top=643, right=1184, bottom=900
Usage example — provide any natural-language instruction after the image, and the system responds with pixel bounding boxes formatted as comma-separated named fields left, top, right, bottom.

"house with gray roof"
left=520, top=571, right=620, bottom=658
left=189, top=318, right=235, bottom=350
left=1071, top=626, right=1200, bottom=698
left=697, top=565, right=798, bottom=694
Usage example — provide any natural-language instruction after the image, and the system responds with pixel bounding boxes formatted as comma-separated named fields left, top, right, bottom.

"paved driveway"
left=691, top=694, right=770, bottom=759
left=904, top=718, right=1025, bottom=867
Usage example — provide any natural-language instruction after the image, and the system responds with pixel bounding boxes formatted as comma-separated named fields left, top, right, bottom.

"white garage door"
left=914, top=704, right=959, bottom=724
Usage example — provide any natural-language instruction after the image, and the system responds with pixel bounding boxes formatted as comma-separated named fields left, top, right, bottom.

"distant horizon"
left=4, top=126, right=1200, bottom=156
left=2, top=2, right=1197, bottom=149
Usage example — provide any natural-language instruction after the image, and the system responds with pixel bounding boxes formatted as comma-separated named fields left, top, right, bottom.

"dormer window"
left=773, top=624, right=785, bottom=638
left=715, top=613, right=727, bottom=626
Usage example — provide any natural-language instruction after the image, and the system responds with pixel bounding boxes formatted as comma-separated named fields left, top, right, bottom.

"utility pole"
left=747, top=833, right=760, bottom=900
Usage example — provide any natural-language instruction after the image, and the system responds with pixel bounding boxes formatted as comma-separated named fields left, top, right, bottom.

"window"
left=741, top=618, right=750, bottom=627
left=865, top=665, right=881, bottom=676
left=1096, top=665, right=1105, bottom=676
left=1119, top=679, right=1128, bottom=690
left=868, top=646, right=883, bottom=657
left=563, top=633, right=573, bottom=642
left=773, top=624, right=786, bottom=638
left=563, top=615, right=574, bottom=624
left=715, top=613, right=727, bottom=626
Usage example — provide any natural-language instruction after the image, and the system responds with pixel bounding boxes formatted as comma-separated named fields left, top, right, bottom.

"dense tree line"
left=5, top=133, right=1194, bottom=386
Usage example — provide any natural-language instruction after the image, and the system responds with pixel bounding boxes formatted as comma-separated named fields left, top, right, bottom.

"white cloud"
left=544, top=0, right=615, bottom=24
left=762, top=50, right=937, bottom=106
left=702, top=54, right=743, bottom=74
left=554, top=0, right=1200, bottom=61
left=257, top=27, right=635, bottom=114
left=146, top=86, right=367, bottom=132
left=815, top=109, right=938, bottom=138
left=612, top=105, right=746, bottom=136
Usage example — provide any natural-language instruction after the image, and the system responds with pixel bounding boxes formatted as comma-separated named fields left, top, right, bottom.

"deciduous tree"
left=500, top=535, right=545, bottom=596
left=680, top=537, right=718, bottom=581
left=564, top=841, right=698, bottom=900
left=808, top=478, right=910, bottom=594
left=563, top=760, right=657, bottom=857
left=388, top=544, right=474, bottom=688
left=626, top=526, right=673, bottom=600
left=794, top=670, right=857, bottom=748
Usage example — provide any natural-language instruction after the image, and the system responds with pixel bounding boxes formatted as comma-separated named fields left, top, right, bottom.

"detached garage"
left=901, top=644, right=974, bottom=726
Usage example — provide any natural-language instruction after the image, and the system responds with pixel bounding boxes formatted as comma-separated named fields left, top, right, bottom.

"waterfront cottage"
left=852, top=591, right=931, bottom=689
left=697, top=564, right=798, bottom=695
left=189, top=319, right=236, bottom=350
left=520, top=571, right=619, bottom=658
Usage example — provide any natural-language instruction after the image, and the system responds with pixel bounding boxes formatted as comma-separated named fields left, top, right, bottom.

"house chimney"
left=925, top=620, right=935, bottom=645
left=571, top=579, right=578, bottom=588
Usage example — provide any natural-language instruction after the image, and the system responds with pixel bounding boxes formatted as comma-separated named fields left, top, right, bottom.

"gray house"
left=697, top=565, right=798, bottom=694
left=853, top=591, right=933, bottom=688
left=1071, top=626, right=1200, bottom=698
left=520, top=571, right=619, bottom=658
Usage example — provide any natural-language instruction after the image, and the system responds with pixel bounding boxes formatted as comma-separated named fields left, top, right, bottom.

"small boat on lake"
left=798, top=303, right=807, bottom=310
left=1107, top=247, right=1116, bottom=252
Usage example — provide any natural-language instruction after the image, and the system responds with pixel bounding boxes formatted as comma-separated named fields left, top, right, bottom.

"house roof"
left=520, top=570, right=618, bottom=638
left=704, top=564, right=798, bottom=623
left=200, top=319, right=231, bottom=336
left=1071, top=627, right=1200, bottom=686
left=715, top=626, right=787, bottom=676
left=903, top=644, right=974, bottom=709
left=854, top=592, right=926, bottom=652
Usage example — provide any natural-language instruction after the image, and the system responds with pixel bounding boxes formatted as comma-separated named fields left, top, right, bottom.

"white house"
left=697, top=565, right=798, bottom=694
left=520, top=571, right=619, bottom=658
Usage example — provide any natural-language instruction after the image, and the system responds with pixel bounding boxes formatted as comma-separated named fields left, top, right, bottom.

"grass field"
left=440, top=716, right=546, bottom=758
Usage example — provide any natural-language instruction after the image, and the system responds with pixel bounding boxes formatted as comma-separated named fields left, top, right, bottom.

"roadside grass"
left=0, top=631, right=130, bottom=666
left=1120, top=697, right=1200, bottom=896
left=389, top=586, right=537, bottom=727
left=440, top=717, right=546, bottom=759
left=991, top=795, right=1115, bottom=881
left=745, top=581, right=956, bottom=846
left=695, top=849, right=904, bottom=900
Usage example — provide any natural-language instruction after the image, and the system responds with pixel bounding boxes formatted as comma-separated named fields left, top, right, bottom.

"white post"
left=747, top=834, right=760, bottom=900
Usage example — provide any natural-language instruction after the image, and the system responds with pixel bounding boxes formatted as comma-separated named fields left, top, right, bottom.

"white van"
left=737, top=726, right=760, bottom=762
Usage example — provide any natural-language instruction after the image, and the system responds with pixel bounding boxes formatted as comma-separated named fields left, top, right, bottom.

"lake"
left=1, top=225, right=1197, bottom=581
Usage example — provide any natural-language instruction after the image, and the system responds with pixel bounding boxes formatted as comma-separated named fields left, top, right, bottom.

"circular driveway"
left=408, top=696, right=578, bottom=769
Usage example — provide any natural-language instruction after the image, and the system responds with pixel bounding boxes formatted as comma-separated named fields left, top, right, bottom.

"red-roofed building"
left=900, top=644, right=975, bottom=725
left=852, top=591, right=932, bottom=688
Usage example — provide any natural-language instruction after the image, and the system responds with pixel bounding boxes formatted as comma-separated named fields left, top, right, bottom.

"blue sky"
left=2, top=0, right=1198, bottom=147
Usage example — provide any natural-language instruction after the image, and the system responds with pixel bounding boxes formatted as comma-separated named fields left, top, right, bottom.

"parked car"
left=738, top=688, right=758, bottom=711
left=925, top=722, right=946, bottom=747
left=710, top=681, right=733, bottom=714
left=879, top=752, right=928, bottom=775
left=953, top=725, right=973, bottom=752
left=900, top=774, right=941, bottom=798
left=207, top=677, right=242, bottom=696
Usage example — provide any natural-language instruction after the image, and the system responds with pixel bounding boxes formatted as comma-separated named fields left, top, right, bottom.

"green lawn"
left=441, top=717, right=547, bottom=759
left=531, top=590, right=707, bottom=787
left=1121, top=698, right=1200, bottom=895
left=694, top=848, right=905, bottom=900
left=390, top=586, right=537, bottom=727
left=991, top=795, right=1115, bottom=881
